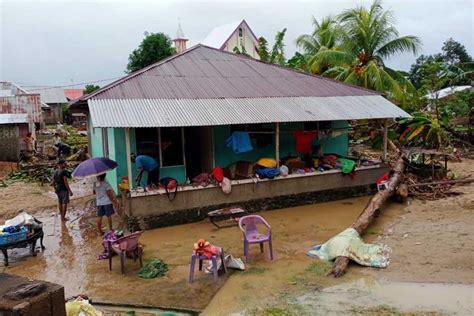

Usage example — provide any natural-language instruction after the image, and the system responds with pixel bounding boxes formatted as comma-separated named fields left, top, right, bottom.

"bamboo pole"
left=383, top=119, right=389, bottom=161
left=125, top=128, right=133, bottom=190
left=276, top=122, right=280, bottom=167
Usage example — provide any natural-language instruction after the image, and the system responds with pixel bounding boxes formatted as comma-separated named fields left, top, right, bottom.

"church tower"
left=172, top=22, right=188, bottom=54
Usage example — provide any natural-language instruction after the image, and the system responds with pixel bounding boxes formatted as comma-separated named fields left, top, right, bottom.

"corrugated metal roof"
left=64, top=89, right=84, bottom=101
left=24, top=87, right=67, bottom=103
left=0, top=113, right=29, bottom=124
left=89, top=95, right=410, bottom=128
left=75, top=45, right=378, bottom=103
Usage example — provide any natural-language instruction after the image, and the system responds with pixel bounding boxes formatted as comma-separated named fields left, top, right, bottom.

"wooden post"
left=125, top=128, right=133, bottom=190
left=383, top=119, right=389, bottom=161
left=276, top=122, right=280, bottom=167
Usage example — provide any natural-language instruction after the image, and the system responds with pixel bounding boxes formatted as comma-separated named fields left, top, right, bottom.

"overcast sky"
left=0, top=0, right=472, bottom=88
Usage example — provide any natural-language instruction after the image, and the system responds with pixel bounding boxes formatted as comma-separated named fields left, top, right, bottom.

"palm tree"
left=295, top=16, right=343, bottom=74
left=309, top=1, right=422, bottom=102
left=270, top=28, right=287, bottom=65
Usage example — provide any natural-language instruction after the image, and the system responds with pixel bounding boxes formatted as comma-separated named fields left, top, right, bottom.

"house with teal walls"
left=72, top=44, right=409, bottom=194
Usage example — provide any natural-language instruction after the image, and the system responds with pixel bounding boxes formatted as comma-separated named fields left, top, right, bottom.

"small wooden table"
left=208, top=207, right=248, bottom=228
left=1, top=229, right=45, bottom=266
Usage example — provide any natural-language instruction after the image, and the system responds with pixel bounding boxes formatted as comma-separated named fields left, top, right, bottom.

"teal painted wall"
left=89, top=120, right=104, bottom=158
left=98, top=127, right=186, bottom=189
left=160, top=166, right=186, bottom=184
left=90, top=122, right=348, bottom=190
left=214, top=121, right=349, bottom=168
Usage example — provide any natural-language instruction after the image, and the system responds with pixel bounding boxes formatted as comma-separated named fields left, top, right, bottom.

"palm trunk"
left=329, top=155, right=406, bottom=277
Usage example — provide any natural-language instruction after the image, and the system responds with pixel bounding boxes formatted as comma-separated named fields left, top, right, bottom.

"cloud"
left=0, top=0, right=472, bottom=85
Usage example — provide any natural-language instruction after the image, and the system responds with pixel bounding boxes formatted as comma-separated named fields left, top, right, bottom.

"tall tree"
left=257, top=36, right=270, bottom=62
left=270, top=28, right=287, bottom=65
left=408, top=54, right=442, bottom=89
left=287, top=52, right=307, bottom=70
left=126, top=32, right=175, bottom=73
left=307, top=0, right=421, bottom=102
left=83, top=84, right=100, bottom=94
left=441, top=38, right=472, bottom=66
left=296, top=16, right=343, bottom=74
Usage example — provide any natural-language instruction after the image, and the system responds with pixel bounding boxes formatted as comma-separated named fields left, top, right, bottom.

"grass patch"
left=247, top=305, right=306, bottom=316
left=348, top=304, right=440, bottom=315
left=289, top=274, right=306, bottom=286
left=243, top=267, right=269, bottom=275
left=305, top=261, right=331, bottom=276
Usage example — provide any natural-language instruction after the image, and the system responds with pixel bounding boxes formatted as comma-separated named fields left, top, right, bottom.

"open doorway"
left=184, top=127, right=213, bottom=179
left=135, top=128, right=159, bottom=161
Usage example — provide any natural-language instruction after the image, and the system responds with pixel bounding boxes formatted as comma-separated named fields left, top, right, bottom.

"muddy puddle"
left=5, top=194, right=467, bottom=314
left=296, top=278, right=474, bottom=315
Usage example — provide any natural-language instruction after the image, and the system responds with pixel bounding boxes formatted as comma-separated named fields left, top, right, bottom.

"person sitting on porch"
left=131, top=153, right=160, bottom=188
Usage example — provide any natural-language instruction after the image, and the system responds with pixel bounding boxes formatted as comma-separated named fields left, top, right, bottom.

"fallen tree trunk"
left=329, top=155, right=406, bottom=277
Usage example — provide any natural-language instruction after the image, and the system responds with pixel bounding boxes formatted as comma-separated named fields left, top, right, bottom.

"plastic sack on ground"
left=205, top=254, right=245, bottom=273
left=5, top=212, right=35, bottom=227
left=307, top=228, right=391, bottom=268
left=66, top=298, right=102, bottom=316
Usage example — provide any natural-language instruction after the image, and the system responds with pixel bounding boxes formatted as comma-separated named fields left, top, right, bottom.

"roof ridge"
left=197, top=44, right=380, bottom=95
left=73, top=44, right=379, bottom=104
left=72, top=44, right=203, bottom=103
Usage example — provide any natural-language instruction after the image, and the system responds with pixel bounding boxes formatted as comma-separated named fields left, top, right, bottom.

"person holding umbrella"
left=131, top=153, right=160, bottom=188
left=72, top=157, right=120, bottom=235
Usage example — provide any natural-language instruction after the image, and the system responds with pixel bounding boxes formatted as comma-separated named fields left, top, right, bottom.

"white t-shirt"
left=94, top=181, right=113, bottom=206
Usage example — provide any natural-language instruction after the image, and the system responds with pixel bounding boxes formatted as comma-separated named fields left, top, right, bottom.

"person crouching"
left=93, top=173, right=118, bottom=235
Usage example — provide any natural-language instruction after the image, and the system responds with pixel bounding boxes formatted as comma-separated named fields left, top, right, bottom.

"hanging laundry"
left=225, top=132, right=253, bottom=154
left=292, top=131, right=317, bottom=153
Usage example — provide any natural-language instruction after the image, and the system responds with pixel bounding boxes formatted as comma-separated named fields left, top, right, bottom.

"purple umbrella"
left=72, top=157, right=118, bottom=178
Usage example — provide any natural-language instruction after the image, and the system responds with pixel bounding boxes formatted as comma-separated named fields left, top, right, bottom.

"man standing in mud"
left=52, top=159, right=73, bottom=221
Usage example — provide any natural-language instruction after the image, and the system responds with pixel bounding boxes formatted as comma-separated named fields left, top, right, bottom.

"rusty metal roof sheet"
left=0, top=113, right=29, bottom=125
left=76, top=45, right=379, bottom=103
left=88, top=95, right=409, bottom=128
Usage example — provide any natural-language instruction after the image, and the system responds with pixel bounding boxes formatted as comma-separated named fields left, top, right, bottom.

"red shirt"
left=293, top=131, right=318, bottom=153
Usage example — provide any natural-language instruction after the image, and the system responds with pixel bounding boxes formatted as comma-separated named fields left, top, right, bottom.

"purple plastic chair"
left=189, top=247, right=227, bottom=283
left=108, top=231, right=143, bottom=274
left=238, top=215, right=273, bottom=262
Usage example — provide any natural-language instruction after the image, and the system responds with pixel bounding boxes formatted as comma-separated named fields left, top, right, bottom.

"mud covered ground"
left=1, top=160, right=473, bottom=315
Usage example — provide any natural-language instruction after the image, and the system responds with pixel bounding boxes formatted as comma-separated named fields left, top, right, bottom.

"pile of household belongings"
left=0, top=212, right=42, bottom=245
left=307, top=228, right=392, bottom=268
left=193, top=239, right=245, bottom=272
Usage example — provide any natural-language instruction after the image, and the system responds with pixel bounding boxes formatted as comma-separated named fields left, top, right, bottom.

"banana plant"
left=398, top=112, right=450, bottom=149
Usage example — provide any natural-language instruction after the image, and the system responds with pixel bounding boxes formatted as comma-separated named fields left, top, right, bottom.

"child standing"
left=93, top=174, right=118, bottom=235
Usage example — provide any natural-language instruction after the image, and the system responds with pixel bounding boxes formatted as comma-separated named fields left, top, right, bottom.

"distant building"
left=0, top=114, right=29, bottom=161
left=0, top=82, right=45, bottom=161
left=24, top=87, right=83, bottom=124
left=0, top=82, right=45, bottom=132
left=201, top=19, right=260, bottom=59
left=425, top=85, right=472, bottom=100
